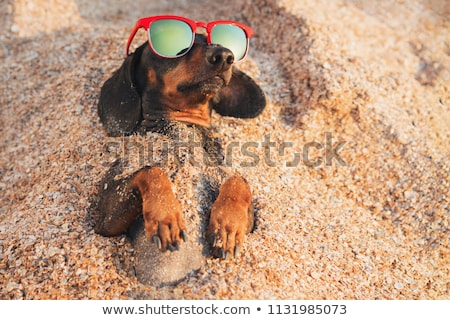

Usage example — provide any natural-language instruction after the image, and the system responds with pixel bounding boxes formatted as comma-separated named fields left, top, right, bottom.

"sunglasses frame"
left=126, top=15, right=254, bottom=61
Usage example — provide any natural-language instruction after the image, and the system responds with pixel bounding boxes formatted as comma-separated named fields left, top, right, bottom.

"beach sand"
left=1, top=0, right=448, bottom=299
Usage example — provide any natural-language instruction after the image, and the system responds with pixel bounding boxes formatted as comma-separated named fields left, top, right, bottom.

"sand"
left=0, top=0, right=448, bottom=299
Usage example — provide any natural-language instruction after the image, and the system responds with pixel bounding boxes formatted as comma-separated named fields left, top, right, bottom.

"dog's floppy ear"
left=98, top=45, right=145, bottom=136
left=212, top=67, right=266, bottom=119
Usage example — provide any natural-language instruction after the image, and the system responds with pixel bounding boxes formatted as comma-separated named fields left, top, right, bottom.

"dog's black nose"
left=206, top=46, right=234, bottom=70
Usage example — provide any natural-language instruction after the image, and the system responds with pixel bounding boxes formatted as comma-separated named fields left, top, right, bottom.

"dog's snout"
left=206, top=46, right=234, bottom=70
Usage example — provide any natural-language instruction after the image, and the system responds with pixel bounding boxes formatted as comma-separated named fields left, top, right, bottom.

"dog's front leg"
left=206, top=175, right=254, bottom=259
left=131, top=167, right=187, bottom=251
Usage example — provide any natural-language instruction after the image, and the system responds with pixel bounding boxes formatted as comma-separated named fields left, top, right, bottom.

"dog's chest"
left=115, top=124, right=227, bottom=213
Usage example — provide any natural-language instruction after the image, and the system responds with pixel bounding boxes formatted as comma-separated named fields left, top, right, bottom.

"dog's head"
left=98, top=32, right=266, bottom=136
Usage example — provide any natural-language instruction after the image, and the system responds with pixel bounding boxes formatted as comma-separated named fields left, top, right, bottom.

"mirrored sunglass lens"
left=211, top=24, right=247, bottom=60
left=149, top=19, right=193, bottom=57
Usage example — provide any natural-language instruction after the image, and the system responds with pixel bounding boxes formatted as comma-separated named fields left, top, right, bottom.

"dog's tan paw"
left=206, top=175, right=254, bottom=259
left=131, top=167, right=186, bottom=252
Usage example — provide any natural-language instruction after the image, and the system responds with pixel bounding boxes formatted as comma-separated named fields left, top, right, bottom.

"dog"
left=94, top=18, right=266, bottom=286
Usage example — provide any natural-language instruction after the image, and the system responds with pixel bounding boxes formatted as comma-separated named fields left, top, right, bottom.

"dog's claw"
left=152, top=235, right=162, bottom=249
left=207, top=233, right=217, bottom=247
left=167, top=243, right=176, bottom=252
left=180, top=230, right=187, bottom=242
left=234, top=245, right=240, bottom=258
left=218, top=248, right=224, bottom=259
left=208, top=235, right=241, bottom=259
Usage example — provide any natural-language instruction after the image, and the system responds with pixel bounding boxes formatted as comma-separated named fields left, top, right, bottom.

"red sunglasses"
left=126, top=15, right=254, bottom=61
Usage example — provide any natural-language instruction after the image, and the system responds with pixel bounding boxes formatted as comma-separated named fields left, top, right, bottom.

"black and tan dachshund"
left=94, top=28, right=265, bottom=285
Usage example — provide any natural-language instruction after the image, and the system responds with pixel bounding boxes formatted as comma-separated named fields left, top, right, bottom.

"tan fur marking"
left=131, top=167, right=186, bottom=250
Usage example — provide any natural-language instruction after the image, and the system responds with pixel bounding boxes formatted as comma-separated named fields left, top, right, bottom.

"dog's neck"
left=140, top=103, right=212, bottom=129
left=165, top=103, right=211, bottom=128
left=141, top=89, right=213, bottom=129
